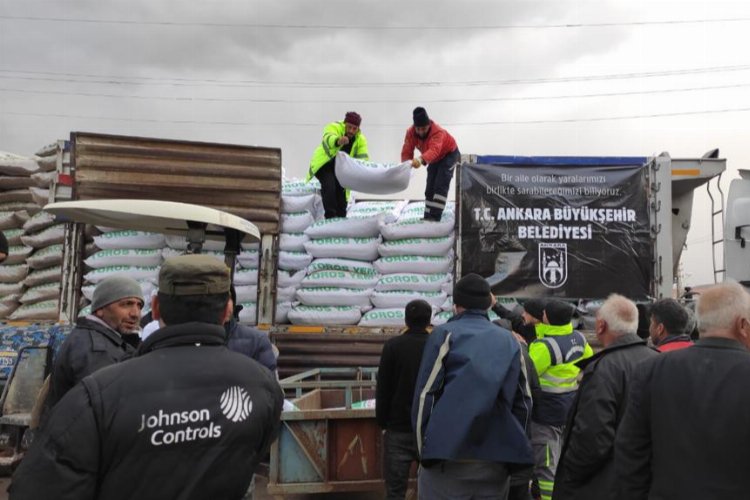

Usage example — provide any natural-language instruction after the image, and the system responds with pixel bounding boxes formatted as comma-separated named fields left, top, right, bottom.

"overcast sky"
left=1, top=0, right=748, bottom=287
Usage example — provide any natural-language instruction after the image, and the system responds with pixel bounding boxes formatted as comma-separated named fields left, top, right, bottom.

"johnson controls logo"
left=220, top=386, right=253, bottom=423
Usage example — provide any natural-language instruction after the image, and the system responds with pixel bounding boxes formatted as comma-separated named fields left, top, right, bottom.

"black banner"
left=460, top=160, right=652, bottom=300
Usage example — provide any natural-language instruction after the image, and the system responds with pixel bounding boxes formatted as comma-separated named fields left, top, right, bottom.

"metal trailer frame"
left=266, top=367, right=390, bottom=498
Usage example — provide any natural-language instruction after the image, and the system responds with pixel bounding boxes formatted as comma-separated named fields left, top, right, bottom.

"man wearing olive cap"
left=11, top=255, right=284, bottom=500
left=43, top=275, right=144, bottom=418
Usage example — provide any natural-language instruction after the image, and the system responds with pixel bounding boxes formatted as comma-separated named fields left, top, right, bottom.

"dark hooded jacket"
left=10, top=322, right=283, bottom=500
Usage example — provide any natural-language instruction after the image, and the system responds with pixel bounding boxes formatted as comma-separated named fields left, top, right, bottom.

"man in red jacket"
left=648, top=298, right=693, bottom=352
left=401, top=107, right=460, bottom=221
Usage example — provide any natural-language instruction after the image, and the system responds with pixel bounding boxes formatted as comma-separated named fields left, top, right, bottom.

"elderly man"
left=553, top=294, right=658, bottom=500
left=413, top=273, right=533, bottom=499
left=10, top=254, right=283, bottom=500
left=615, top=282, right=750, bottom=499
left=648, top=298, right=693, bottom=352
left=45, top=276, right=144, bottom=413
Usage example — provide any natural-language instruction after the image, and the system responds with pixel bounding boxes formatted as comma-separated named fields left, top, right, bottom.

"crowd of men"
left=376, top=274, right=750, bottom=500
left=3, top=223, right=749, bottom=499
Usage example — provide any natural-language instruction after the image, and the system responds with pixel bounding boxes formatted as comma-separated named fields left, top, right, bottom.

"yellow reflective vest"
left=529, top=323, right=594, bottom=395
left=307, top=121, right=369, bottom=181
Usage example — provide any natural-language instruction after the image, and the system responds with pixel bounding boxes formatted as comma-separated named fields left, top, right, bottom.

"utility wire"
left=0, top=64, right=749, bottom=88
left=1, top=81, right=749, bottom=104
left=3, top=107, right=750, bottom=127
left=2, top=14, right=750, bottom=30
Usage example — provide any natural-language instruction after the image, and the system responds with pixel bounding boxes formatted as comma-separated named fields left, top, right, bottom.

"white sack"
left=22, top=211, right=57, bottom=234
left=85, top=248, right=162, bottom=269
left=165, top=234, right=226, bottom=252
left=0, top=283, right=24, bottom=296
left=432, top=311, right=453, bottom=326
left=281, top=193, right=317, bottom=213
left=275, top=301, right=293, bottom=324
left=307, top=258, right=377, bottom=276
left=21, top=224, right=65, bottom=248
left=378, top=235, right=455, bottom=257
left=29, top=187, right=49, bottom=206
left=9, top=300, right=59, bottom=321
left=371, top=290, right=447, bottom=309
left=375, top=272, right=452, bottom=292
left=302, top=270, right=379, bottom=289
left=399, top=201, right=455, bottom=221
left=237, top=249, right=259, bottom=269
left=374, top=255, right=453, bottom=275
left=0, top=211, right=28, bottom=230
left=0, top=264, right=29, bottom=283
left=0, top=176, right=34, bottom=190
left=296, top=287, right=373, bottom=308
left=29, top=243, right=63, bottom=270
left=304, top=215, right=380, bottom=239
left=0, top=151, right=39, bottom=176
left=238, top=302, right=257, bottom=325
left=20, top=282, right=60, bottom=305
left=281, top=211, right=315, bottom=233
left=4, top=245, right=34, bottom=265
left=283, top=177, right=320, bottom=196
left=279, top=232, right=309, bottom=252
left=3, top=228, right=23, bottom=246
left=235, top=285, right=257, bottom=303
left=288, top=305, right=362, bottom=326
left=94, top=230, right=165, bottom=250
left=379, top=218, right=455, bottom=240
left=234, top=268, right=258, bottom=286
left=334, top=152, right=412, bottom=194
left=31, top=171, right=56, bottom=188
left=277, top=286, right=297, bottom=303
left=0, top=189, right=33, bottom=204
left=348, top=200, right=408, bottom=224
left=359, top=308, right=413, bottom=327
left=304, top=236, right=381, bottom=261
left=278, top=250, right=313, bottom=271
left=24, top=265, right=61, bottom=287
left=277, top=269, right=306, bottom=288
left=35, top=155, right=57, bottom=172
left=84, top=265, right=159, bottom=284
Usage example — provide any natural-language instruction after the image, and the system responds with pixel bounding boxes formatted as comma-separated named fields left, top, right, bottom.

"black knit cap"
left=544, top=299, right=575, bottom=326
left=453, top=273, right=491, bottom=310
left=413, top=106, right=430, bottom=127
left=522, top=298, right=547, bottom=322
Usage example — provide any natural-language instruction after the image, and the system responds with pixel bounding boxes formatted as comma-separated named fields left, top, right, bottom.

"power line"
left=2, top=81, right=750, bottom=104
left=3, top=106, right=750, bottom=127
left=2, top=14, right=750, bottom=30
left=1, top=64, right=749, bottom=89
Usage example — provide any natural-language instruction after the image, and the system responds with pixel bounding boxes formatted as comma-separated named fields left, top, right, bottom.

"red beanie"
left=344, top=111, right=362, bottom=126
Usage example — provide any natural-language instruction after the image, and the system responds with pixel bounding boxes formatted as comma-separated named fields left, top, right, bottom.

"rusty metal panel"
left=272, top=332, right=399, bottom=379
left=70, top=132, right=282, bottom=233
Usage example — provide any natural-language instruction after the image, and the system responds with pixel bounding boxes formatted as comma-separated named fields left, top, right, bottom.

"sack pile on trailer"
left=0, top=148, right=65, bottom=320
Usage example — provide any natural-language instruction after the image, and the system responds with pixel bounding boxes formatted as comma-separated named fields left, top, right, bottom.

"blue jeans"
left=384, top=430, right=418, bottom=500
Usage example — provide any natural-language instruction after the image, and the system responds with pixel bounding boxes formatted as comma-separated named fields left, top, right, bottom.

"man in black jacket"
left=44, top=275, right=144, bottom=415
left=615, top=282, right=750, bottom=500
left=553, top=294, right=658, bottom=500
left=376, top=299, right=431, bottom=500
left=11, top=254, right=284, bottom=500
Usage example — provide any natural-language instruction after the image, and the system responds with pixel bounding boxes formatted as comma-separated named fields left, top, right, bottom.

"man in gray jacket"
left=553, top=294, right=658, bottom=500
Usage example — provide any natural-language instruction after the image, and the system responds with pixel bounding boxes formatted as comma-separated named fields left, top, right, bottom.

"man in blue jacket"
left=412, top=273, right=534, bottom=499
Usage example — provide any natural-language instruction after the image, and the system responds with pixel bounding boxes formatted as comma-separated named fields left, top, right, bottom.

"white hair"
left=696, top=281, right=750, bottom=334
left=597, top=293, right=638, bottom=336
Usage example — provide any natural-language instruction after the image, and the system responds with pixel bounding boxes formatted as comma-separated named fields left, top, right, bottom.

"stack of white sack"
left=0, top=151, right=42, bottom=319
left=10, top=211, right=64, bottom=321
left=360, top=201, right=457, bottom=327
left=275, top=177, right=324, bottom=323
left=162, top=235, right=261, bottom=325
left=76, top=229, right=165, bottom=318
left=289, top=200, right=398, bottom=326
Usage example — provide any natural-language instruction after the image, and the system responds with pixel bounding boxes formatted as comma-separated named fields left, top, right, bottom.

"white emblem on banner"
left=539, top=243, right=568, bottom=288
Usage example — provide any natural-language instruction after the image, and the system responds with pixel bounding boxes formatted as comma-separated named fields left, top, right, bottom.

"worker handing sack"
left=334, top=152, right=413, bottom=195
